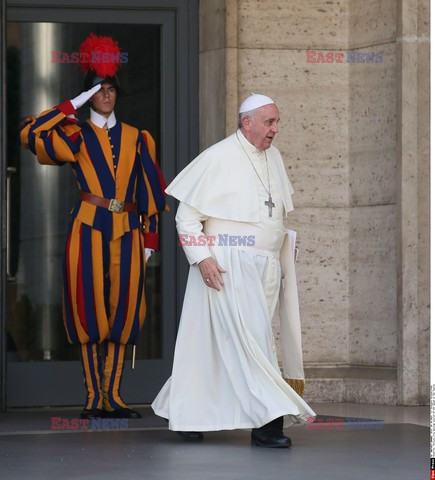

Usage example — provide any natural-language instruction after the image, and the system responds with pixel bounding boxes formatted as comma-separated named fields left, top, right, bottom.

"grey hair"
left=238, top=108, right=257, bottom=129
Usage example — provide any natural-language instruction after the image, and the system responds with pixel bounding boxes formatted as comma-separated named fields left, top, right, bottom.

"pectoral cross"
left=265, top=195, right=275, bottom=217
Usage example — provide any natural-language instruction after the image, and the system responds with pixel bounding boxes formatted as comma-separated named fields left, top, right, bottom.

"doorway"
left=3, top=1, right=198, bottom=408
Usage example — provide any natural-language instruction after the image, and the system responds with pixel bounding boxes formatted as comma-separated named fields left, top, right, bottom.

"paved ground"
left=0, top=405, right=428, bottom=480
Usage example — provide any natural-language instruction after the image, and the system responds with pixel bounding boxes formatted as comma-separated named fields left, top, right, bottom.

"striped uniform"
left=20, top=100, right=167, bottom=411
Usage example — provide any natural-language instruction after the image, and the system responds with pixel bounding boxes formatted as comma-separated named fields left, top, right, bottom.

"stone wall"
left=199, top=0, right=429, bottom=405
left=396, top=0, right=430, bottom=405
left=199, top=0, right=227, bottom=150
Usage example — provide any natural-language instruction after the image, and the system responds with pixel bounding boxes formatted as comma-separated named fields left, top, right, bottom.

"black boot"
left=80, top=408, right=103, bottom=419
left=251, top=416, right=292, bottom=448
left=176, top=431, right=204, bottom=441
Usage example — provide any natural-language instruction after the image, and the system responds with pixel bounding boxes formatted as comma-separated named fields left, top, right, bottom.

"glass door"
left=4, top=2, right=197, bottom=407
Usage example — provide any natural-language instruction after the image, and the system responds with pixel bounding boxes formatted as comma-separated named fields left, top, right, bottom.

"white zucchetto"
left=239, top=93, right=276, bottom=113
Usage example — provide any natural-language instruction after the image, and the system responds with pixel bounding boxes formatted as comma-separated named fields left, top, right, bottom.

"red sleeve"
left=143, top=232, right=159, bottom=250
left=56, top=100, right=76, bottom=116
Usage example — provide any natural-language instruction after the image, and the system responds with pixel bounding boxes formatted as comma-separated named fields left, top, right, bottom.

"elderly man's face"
left=90, top=82, right=117, bottom=118
left=242, top=104, right=280, bottom=151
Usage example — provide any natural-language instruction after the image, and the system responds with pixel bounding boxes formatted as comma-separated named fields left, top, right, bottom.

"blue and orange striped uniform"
left=20, top=100, right=167, bottom=411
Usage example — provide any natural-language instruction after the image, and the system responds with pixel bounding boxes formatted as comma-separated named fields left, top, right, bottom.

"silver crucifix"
left=265, top=195, right=275, bottom=217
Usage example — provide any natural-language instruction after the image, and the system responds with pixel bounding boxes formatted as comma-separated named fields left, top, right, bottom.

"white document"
left=287, top=229, right=299, bottom=263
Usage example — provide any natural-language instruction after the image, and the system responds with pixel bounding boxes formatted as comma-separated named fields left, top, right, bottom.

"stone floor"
left=0, top=403, right=429, bottom=480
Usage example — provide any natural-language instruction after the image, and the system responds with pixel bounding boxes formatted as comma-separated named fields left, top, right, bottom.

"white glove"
left=145, top=248, right=154, bottom=262
left=70, top=83, right=102, bottom=110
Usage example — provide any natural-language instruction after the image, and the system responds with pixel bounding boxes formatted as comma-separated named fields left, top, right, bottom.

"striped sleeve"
left=136, top=130, right=168, bottom=250
left=19, top=100, right=82, bottom=165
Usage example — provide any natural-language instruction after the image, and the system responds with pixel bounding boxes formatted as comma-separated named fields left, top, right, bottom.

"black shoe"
left=176, top=431, right=204, bottom=441
left=251, top=432, right=292, bottom=448
left=103, top=408, right=142, bottom=419
left=80, top=408, right=103, bottom=419
left=251, top=416, right=291, bottom=448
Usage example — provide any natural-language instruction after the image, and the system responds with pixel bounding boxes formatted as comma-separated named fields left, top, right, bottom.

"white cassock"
left=152, top=130, right=316, bottom=431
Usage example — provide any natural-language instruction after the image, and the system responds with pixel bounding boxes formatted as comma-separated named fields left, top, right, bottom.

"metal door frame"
left=1, top=0, right=7, bottom=412
left=0, top=0, right=198, bottom=410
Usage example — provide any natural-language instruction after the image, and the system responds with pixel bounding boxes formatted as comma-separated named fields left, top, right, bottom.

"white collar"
left=89, top=109, right=117, bottom=129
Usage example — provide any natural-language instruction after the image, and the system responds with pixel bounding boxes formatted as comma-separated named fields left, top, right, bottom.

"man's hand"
left=145, top=248, right=154, bottom=262
left=70, top=83, right=102, bottom=110
left=198, top=257, right=226, bottom=291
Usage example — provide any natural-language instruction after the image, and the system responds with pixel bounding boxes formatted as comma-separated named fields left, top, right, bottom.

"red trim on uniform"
left=57, top=100, right=76, bottom=116
left=69, top=131, right=81, bottom=143
left=143, top=232, right=159, bottom=250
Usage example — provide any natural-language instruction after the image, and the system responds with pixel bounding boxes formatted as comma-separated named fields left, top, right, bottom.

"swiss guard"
left=20, top=33, right=167, bottom=419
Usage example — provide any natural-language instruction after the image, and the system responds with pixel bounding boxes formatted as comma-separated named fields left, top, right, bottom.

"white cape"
left=166, top=131, right=294, bottom=222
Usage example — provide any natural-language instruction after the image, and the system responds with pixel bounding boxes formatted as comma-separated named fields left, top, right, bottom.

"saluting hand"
left=70, top=83, right=102, bottom=110
left=198, top=257, right=226, bottom=291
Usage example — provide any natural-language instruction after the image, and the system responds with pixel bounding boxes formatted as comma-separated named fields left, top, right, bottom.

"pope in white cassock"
left=152, top=94, right=316, bottom=448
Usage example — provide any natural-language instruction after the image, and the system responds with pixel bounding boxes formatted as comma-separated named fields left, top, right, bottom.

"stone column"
left=347, top=0, right=398, bottom=405
left=199, top=0, right=227, bottom=150
left=396, top=0, right=430, bottom=405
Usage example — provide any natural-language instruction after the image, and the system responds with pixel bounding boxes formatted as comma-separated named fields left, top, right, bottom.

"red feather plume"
left=79, top=33, right=121, bottom=78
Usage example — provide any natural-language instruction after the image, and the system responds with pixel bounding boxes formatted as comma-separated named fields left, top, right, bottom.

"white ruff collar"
left=89, top=109, right=117, bottom=129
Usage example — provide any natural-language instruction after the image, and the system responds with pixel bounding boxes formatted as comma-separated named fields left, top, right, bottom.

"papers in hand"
left=287, top=229, right=299, bottom=263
